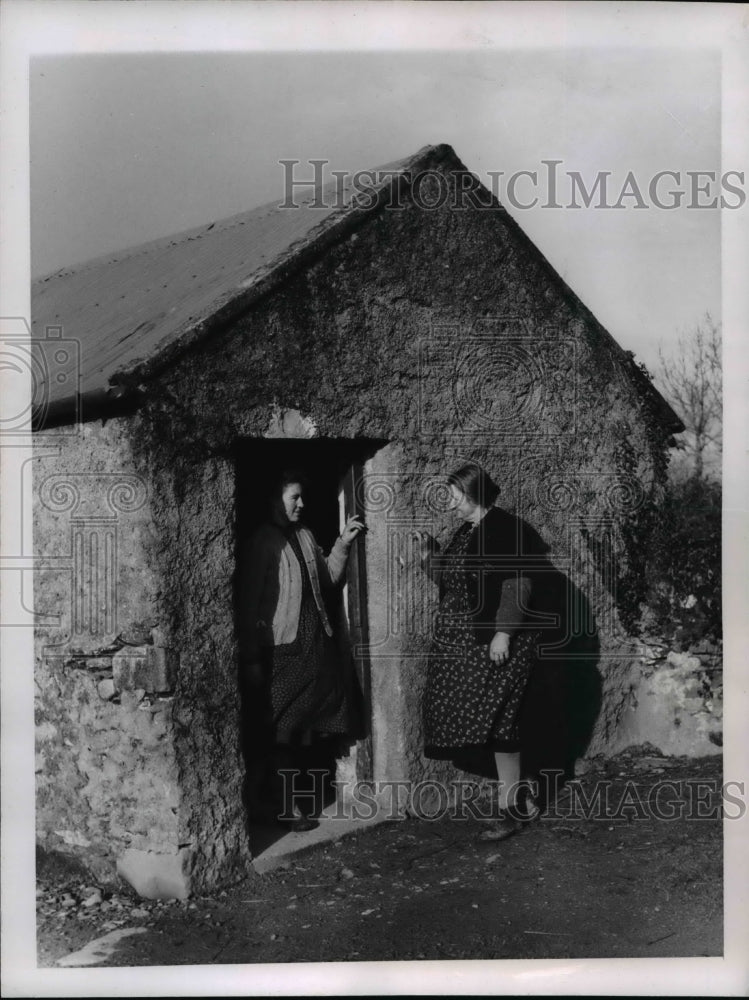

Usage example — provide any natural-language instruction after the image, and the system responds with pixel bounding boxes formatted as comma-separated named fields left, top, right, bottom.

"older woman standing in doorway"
left=421, top=462, right=543, bottom=841
left=240, top=470, right=364, bottom=832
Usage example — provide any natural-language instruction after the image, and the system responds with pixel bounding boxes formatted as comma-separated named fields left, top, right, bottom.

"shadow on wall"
left=519, top=527, right=602, bottom=801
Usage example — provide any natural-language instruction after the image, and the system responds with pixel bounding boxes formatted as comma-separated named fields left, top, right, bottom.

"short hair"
left=447, top=462, right=499, bottom=507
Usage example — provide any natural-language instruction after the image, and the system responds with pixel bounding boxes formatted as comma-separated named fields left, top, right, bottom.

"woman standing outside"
left=421, top=462, right=543, bottom=841
left=240, top=470, right=364, bottom=832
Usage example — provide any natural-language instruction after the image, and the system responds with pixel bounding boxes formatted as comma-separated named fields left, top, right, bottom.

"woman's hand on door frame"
left=340, top=515, right=365, bottom=546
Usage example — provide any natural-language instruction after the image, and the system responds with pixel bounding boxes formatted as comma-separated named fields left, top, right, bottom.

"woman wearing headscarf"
left=240, top=470, right=364, bottom=832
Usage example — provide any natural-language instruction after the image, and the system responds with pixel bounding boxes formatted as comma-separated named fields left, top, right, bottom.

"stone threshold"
left=251, top=803, right=392, bottom=874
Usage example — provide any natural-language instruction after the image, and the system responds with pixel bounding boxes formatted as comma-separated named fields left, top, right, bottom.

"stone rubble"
left=35, top=866, right=190, bottom=942
left=609, top=638, right=722, bottom=757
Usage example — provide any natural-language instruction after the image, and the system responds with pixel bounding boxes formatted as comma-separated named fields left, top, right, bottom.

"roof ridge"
left=33, top=140, right=679, bottom=433
left=33, top=144, right=452, bottom=286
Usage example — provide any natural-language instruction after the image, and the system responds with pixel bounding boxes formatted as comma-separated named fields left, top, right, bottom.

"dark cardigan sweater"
left=427, top=506, right=548, bottom=645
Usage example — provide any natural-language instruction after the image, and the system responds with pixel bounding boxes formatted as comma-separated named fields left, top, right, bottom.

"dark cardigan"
left=431, top=506, right=548, bottom=645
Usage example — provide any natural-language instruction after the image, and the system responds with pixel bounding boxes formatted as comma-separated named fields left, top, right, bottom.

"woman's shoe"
left=278, top=804, right=319, bottom=833
left=513, top=786, right=541, bottom=823
left=478, top=812, right=523, bottom=842
left=287, top=814, right=319, bottom=833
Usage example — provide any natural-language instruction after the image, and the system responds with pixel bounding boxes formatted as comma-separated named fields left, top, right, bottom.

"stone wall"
left=33, top=422, right=195, bottom=896
left=35, top=645, right=185, bottom=893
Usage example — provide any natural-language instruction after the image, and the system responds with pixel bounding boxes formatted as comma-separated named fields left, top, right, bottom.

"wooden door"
left=340, top=461, right=373, bottom=783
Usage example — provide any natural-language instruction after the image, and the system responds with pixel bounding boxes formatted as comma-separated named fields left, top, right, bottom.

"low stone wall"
left=606, top=639, right=722, bottom=757
left=35, top=631, right=192, bottom=897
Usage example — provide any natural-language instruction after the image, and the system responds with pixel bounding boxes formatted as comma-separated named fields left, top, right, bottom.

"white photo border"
left=2, top=1, right=747, bottom=996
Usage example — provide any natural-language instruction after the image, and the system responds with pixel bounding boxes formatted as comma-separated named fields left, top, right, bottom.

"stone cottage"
left=32, top=143, right=687, bottom=896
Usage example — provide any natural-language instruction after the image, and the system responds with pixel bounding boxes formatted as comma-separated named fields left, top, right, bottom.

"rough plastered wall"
left=33, top=421, right=191, bottom=895
left=118, top=159, right=676, bottom=874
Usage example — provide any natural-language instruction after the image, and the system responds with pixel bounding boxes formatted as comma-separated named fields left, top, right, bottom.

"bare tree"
left=655, top=314, right=722, bottom=481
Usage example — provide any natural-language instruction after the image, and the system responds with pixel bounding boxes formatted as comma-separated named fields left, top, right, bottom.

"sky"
left=30, top=48, right=722, bottom=370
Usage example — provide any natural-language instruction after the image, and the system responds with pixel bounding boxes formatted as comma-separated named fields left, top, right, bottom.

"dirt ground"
left=36, top=748, right=723, bottom=967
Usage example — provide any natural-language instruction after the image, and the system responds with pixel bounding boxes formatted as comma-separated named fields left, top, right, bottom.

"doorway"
left=234, top=437, right=385, bottom=849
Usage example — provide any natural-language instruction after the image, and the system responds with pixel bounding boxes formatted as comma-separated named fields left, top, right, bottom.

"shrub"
left=642, top=475, right=721, bottom=647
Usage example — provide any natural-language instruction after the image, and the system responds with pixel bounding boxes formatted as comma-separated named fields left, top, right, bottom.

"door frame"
left=339, top=461, right=373, bottom=784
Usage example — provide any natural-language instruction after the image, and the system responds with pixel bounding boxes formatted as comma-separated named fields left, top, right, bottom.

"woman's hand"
left=414, top=531, right=438, bottom=563
left=340, top=515, right=365, bottom=546
left=489, top=631, right=511, bottom=666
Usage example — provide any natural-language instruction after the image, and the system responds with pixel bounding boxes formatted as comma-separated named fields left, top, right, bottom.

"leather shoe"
left=478, top=813, right=523, bottom=842
left=511, top=787, right=541, bottom=823
left=283, top=813, right=319, bottom=833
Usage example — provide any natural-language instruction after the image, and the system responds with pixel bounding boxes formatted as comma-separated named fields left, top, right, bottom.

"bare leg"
left=494, top=751, right=521, bottom=811
left=480, top=751, right=537, bottom=843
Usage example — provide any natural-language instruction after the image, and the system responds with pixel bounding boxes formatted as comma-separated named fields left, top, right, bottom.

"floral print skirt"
left=423, top=557, right=539, bottom=776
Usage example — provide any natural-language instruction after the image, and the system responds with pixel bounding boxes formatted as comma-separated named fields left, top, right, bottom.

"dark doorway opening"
left=234, top=437, right=386, bottom=851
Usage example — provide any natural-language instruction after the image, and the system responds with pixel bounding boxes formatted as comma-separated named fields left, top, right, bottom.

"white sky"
left=30, top=47, right=722, bottom=369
